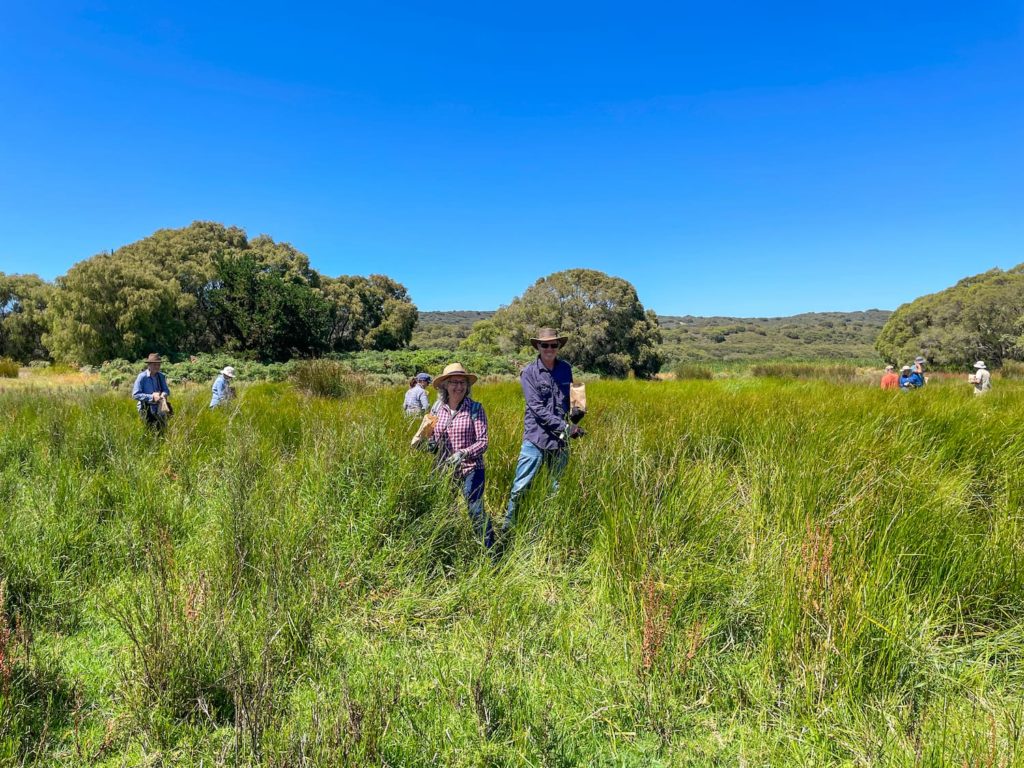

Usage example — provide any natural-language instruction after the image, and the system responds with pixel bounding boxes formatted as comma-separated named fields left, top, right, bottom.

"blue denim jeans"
left=461, top=467, right=494, bottom=548
left=501, top=440, right=568, bottom=532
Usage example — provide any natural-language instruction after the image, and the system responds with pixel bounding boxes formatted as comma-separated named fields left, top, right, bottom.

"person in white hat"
left=210, top=365, right=236, bottom=408
left=898, top=365, right=923, bottom=390
left=969, top=361, right=991, bottom=395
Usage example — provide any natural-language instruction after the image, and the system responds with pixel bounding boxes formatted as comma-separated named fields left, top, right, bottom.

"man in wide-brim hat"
left=426, top=362, right=494, bottom=549
left=132, top=352, right=172, bottom=428
left=500, top=327, right=580, bottom=543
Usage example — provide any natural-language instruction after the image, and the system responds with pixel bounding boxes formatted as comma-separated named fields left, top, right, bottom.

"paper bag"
left=569, top=382, right=586, bottom=423
left=411, top=412, right=438, bottom=447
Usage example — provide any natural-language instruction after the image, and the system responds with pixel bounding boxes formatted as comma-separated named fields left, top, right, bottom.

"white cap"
left=973, top=361, right=986, bottom=369
left=221, top=366, right=236, bottom=378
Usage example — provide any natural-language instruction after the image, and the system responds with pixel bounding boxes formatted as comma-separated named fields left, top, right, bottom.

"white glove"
left=444, top=450, right=466, bottom=468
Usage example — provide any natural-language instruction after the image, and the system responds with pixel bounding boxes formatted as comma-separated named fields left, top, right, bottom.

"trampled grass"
left=1, top=379, right=1023, bottom=765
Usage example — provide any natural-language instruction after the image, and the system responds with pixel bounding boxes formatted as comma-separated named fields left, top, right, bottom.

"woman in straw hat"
left=428, top=362, right=494, bottom=549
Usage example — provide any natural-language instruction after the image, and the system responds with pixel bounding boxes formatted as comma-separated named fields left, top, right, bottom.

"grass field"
left=1, top=377, right=1022, bottom=766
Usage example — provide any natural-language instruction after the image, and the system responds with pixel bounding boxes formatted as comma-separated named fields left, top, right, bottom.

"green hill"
left=413, top=309, right=891, bottom=365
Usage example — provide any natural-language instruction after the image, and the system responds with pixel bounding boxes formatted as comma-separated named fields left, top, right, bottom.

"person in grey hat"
left=132, top=353, right=172, bottom=428
left=913, top=356, right=928, bottom=385
left=210, top=365, right=236, bottom=408
left=969, top=361, right=991, bottom=395
left=500, top=327, right=582, bottom=544
left=403, top=372, right=432, bottom=415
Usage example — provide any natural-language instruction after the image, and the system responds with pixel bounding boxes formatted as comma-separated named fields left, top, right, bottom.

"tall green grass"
left=1, top=379, right=1023, bottom=764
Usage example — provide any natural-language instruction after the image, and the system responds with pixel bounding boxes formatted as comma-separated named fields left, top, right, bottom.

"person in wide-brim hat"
left=424, top=361, right=493, bottom=549
left=529, top=328, right=568, bottom=349
left=433, top=362, right=479, bottom=387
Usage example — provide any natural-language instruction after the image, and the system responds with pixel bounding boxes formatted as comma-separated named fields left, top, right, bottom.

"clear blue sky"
left=1, top=2, right=1021, bottom=316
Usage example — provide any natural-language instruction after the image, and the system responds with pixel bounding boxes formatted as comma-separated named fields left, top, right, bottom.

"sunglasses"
left=538, top=343, right=560, bottom=349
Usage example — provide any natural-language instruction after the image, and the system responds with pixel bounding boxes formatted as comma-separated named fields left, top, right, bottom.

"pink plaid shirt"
left=431, top=397, right=488, bottom=476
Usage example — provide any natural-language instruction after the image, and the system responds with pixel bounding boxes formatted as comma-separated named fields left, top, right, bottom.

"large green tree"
left=204, top=253, right=330, bottom=361
left=465, top=269, right=662, bottom=377
left=876, top=265, right=1024, bottom=367
left=0, top=273, right=53, bottom=362
left=322, top=274, right=417, bottom=352
left=44, top=221, right=417, bottom=364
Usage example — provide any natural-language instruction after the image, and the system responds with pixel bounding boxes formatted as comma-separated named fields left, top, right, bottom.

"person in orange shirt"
left=880, top=364, right=899, bottom=390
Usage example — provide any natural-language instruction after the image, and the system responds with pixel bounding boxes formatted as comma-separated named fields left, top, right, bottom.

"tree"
left=45, top=255, right=186, bottom=364
left=321, top=274, right=417, bottom=352
left=0, top=273, right=53, bottom=362
left=42, top=221, right=416, bottom=363
left=876, top=265, right=1024, bottom=367
left=204, top=253, right=330, bottom=362
left=476, top=269, right=663, bottom=377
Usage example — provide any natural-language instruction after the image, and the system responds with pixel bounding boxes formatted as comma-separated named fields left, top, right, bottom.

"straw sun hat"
left=432, top=362, right=478, bottom=387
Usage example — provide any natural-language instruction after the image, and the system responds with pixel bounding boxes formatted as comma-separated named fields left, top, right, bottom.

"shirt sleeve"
left=462, top=405, right=489, bottom=460
left=132, top=373, right=152, bottom=403
left=418, top=389, right=429, bottom=411
left=522, top=367, right=567, bottom=433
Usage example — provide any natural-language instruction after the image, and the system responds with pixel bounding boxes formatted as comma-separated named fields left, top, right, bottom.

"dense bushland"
left=876, top=264, right=1024, bottom=367
left=1, top=379, right=1023, bottom=764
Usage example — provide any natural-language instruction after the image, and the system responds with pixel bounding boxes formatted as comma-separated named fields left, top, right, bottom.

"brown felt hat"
left=144, top=353, right=163, bottom=363
left=433, top=362, right=478, bottom=387
left=530, top=327, right=568, bottom=349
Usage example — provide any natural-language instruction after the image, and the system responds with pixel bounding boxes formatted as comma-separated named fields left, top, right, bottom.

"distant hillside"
left=413, top=309, right=891, bottom=364
left=659, top=310, right=891, bottom=363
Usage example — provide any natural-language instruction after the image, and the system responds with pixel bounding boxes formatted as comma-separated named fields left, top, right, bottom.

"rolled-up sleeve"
left=132, top=373, right=153, bottom=403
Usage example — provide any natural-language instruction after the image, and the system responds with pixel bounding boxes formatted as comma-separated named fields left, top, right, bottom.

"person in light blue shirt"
left=403, top=372, right=431, bottom=415
left=210, top=366, right=236, bottom=408
left=132, top=353, right=171, bottom=428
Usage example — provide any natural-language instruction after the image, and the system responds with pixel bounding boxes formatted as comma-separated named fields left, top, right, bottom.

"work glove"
left=566, top=423, right=585, bottom=439
left=444, top=450, right=466, bottom=468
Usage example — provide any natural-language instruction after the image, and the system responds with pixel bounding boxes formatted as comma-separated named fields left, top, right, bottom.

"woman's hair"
left=435, top=380, right=472, bottom=405
left=409, top=378, right=417, bottom=388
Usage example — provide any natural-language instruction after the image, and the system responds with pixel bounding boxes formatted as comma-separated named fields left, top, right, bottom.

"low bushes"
left=751, top=362, right=858, bottom=381
left=0, top=358, right=19, bottom=378
left=673, top=363, right=713, bottom=380
left=291, top=360, right=371, bottom=398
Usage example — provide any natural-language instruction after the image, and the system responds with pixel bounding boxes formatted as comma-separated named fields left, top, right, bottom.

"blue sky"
left=1, top=2, right=1021, bottom=316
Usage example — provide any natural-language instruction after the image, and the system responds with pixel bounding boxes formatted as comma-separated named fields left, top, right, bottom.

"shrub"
left=291, top=359, right=371, bottom=398
left=1000, top=360, right=1024, bottom=380
left=673, top=363, right=713, bottom=380
left=0, top=358, right=19, bottom=378
left=750, top=362, right=858, bottom=381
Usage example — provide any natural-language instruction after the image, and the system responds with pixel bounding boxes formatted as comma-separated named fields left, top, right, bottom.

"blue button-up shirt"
left=520, top=356, right=573, bottom=451
left=210, top=374, right=232, bottom=408
left=132, top=369, right=170, bottom=414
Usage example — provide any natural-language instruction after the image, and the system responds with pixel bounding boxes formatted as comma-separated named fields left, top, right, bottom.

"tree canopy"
left=875, top=265, right=1024, bottom=367
left=463, top=269, right=662, bottom=377
left=0, top=273, right=53, bottom=362
left=40, top=222, right=417, bottom=364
